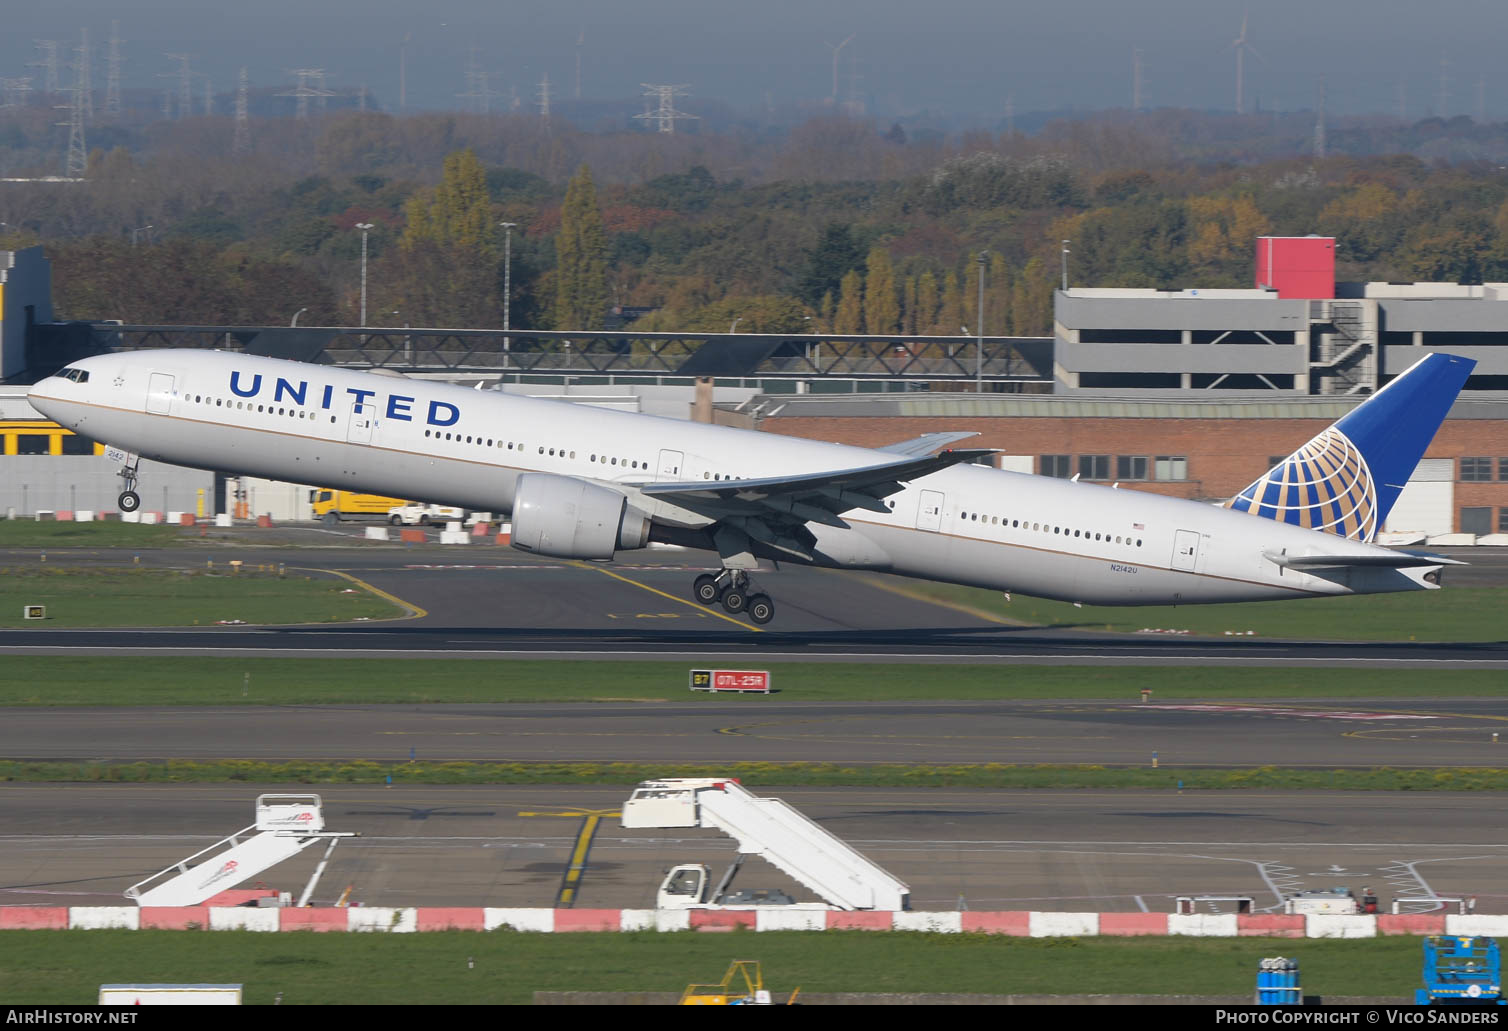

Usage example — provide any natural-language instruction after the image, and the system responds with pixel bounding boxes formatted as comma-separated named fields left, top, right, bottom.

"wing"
left=639, top=448, right=995, bottom=560
left=877, top=431, right=980, bottom=457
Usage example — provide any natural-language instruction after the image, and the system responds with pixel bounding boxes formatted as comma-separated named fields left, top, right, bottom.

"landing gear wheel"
left=117, top=491, right=141, bottom=513
left=746, top=593, right=774, bottom=625
left=720, top=588, right=747, bottom=615
left=693, top=574, right=720, bottom=606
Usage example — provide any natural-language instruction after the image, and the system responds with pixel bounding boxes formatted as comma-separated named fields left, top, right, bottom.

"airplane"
left=27, top=348, right=1475, bottom=625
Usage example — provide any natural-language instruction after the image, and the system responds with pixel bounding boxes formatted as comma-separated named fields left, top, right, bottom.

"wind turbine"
left=1227, top=12, right=1266, bottom=115
left=824, top=33, right=854, bottom=106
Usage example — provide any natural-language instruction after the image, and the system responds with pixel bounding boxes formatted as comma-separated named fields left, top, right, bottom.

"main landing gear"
left=693, top=570, right=775, bottom=625
left=117, top=453, right=142, bottom=513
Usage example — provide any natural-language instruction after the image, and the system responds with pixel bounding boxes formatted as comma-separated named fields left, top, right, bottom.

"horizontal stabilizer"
left=877, top=431, right=980, bottom=457
left=1263, top=549, right=1467, bottom=570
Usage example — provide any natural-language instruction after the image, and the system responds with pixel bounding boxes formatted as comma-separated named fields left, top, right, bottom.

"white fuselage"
left=28, top=350, right=1441, bottom=606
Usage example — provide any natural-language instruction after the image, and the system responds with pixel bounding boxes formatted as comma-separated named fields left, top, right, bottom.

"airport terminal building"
left=1, top=239, right=1506, bottom=537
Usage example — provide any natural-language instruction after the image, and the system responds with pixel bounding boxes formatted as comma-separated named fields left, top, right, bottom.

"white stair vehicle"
left=124, top=794, right=355, bottom=908
left=622, top=778, right=909, bottom=911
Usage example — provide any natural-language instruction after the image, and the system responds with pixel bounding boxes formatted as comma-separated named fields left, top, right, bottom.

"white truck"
left=386, top=502, right=465, bottom=526
left=622, top=777, right=910, bottom=911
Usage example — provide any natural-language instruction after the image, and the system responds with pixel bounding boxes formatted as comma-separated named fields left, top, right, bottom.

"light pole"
left=1061, top=239, right=1071, bottom=291
left=729, top=317, right=741, bottom=334
left=355, top=223, right=374, bottom=327
left=499, top=222, right=517, bottom=368
left=290, top=307, right=308, bottom=327
left=975, top=249, right=987, bottom=392
left=132, top=225, right=153, bottom=248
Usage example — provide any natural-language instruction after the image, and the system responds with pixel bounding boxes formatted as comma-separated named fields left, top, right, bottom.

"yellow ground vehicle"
left=679, top=961, right=798, bottom=1006
left=308, top=489, right=411, bottom=525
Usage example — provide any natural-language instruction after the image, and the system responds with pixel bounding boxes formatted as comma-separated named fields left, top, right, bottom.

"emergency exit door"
left=146, top=373, right=175, bottom=415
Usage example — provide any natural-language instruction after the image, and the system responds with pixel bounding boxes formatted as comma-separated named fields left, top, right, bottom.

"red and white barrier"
left=4, top=907, right=1496, bottom=935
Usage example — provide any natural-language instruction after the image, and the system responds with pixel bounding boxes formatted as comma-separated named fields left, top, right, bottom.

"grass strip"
left=0, top=657, right=1504, bottom=705
left=889, top=579, right=1508, bottom=643
left=0, top=567, right=400, bottom=627
left=5, top=758, right=1508, bottom=790
left=0, top=522, right=185, bottom=548
left=0, top=928, right=1421, bottom=1005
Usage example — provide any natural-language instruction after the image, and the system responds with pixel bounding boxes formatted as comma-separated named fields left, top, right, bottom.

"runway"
left=2, top=542, right=1506, bottom=666
left=6, top=698, right=1508, bottom=767
left=3, top=784, right=1504, bottom=913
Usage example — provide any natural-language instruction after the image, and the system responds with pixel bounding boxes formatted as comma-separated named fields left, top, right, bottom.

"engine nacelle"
left=511, top=473, right=650, bottom=559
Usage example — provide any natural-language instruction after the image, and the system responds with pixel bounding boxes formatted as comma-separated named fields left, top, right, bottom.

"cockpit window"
left=58, top=367, right=90, bottom=383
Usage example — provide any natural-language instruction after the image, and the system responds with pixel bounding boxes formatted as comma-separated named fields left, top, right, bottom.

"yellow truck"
left=308, top=489, right=412, bottom=526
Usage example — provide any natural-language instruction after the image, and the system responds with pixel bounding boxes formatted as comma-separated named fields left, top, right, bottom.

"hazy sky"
left=8, top=1, right=1508, bottom=122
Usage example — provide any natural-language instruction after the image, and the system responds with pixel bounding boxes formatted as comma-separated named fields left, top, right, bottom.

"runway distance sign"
left=689, top=669, right=771, bottom=694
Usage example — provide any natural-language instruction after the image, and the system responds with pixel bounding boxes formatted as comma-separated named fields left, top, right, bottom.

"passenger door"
left=656, top=449, right=685, bottom=482
left=146, top=373, right=175, bottom=415
left=917, top=490, right=945, bottom=532
left=346, top=402, right=374, bottom=444
left=1171, top=528, right=1201, bottom=572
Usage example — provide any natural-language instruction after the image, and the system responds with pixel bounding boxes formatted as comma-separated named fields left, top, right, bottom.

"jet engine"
left=510, top=473, right=650, bottom=559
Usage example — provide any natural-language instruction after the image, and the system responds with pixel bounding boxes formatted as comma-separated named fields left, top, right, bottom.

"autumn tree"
left=913, top=271, right=940, bottom=335
left=863, top=246, right=899, bottom=334
left=387, top=148, right=503, bottom=327
left=554, top=164, right=609, bottom=330
left=833, top=269, right=865, bottom=334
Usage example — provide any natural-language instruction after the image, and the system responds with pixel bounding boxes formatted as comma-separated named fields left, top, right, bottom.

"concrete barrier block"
left=1378, top=914, right=1446, bottom=936
left=1446, top=915, right=1508, bottom=937
left=1169, top=914, right=1238, bottom=937
left=364, top=526, right=390, bottom=541
left=1306, top=915, right=1377, bottom=939
left=961, top=912, right=1030, bottom=936
left=70, top=907, right=139, bottom=930
left=826, top=911, right=893, bottom=930
left=1100, top=913, right=1169, bottom=936
left=1031, top=912, right=1099, bottom=937
left=470, top=522, right=491, bottom=537
left=179, top=513, right=196, bottom=527
left=1427, top=533, right=1476, bottom=546
left=140, top=511, right=161, bottom=525
left=439, top=530, right=470, bottom=544
left=215, top=513, right=233, bottom=527
left=485, top=908, right=554, bottom=932
left=120, top=510, right=141, bottom=524
left=56, top=511, right=74, bottom=522
left=553, top=909, right=622, bottom=932
left=74, top=510, right=94, bottom=522
left=1237, top=914, right=1304, bottom=937
left=255, top=515, right=273, bottom=528
left=400, top=529, right=425, bottom=544
left=0, top=907, right=68, bottom=929
left=348, top=907, right=416, bottom=932
left=446, top=521, right=462, bottom=532
left=620, top=909, right=690, bottom=932
left=416, top=908, right=486, bottom=931
left=756, top=909, right=828, bottom=932
left=689, top=909, right=757, bottom=932
left=140, top=907, right=209, bottom=930
left=495, top=532, right=512, bottom=546
left=893, top=912, right=962, bottom=933
left=209, top=908, right=279, bottom=932
left=277, top=908, right=348, bottom=932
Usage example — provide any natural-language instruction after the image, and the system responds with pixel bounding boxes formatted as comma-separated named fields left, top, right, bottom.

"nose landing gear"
left=116, top=452, right=142, bottom=513
left=691, top=570, right=776, bottom=625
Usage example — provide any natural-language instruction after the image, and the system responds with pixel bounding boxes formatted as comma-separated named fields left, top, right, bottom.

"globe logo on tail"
left=1227, top=428, right=1377, bottom=541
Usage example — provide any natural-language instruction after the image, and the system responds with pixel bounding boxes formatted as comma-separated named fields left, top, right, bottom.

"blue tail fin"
left=1226, top=353, right=1475, bottom=541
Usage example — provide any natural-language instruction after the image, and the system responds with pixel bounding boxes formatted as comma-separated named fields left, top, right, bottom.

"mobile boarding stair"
left=124, top=794, right=355, bottom=908
left=622, top=778, right=909, bottom=911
